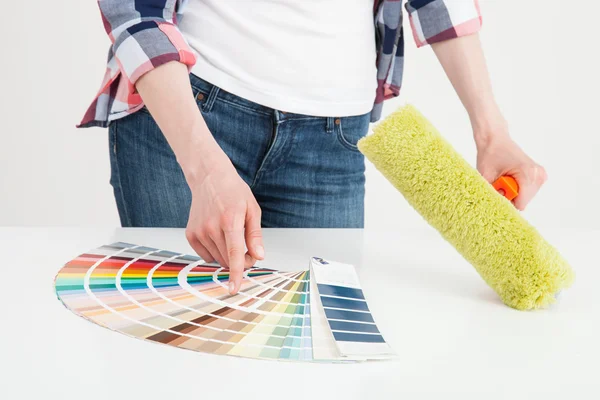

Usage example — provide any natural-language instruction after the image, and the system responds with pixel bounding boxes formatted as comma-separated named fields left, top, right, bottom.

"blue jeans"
left=109, top=74, right=370, bottom=228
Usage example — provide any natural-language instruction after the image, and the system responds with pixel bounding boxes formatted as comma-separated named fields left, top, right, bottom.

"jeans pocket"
left=336, top=113, right=370, bottom=152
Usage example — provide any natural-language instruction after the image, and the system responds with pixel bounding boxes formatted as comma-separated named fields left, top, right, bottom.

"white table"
left=1, top=227, right=598, bottom=399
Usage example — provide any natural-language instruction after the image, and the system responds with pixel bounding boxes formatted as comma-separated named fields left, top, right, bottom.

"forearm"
left=135, top=61, right=229, bottom=185
left=431, top=34, right=506, bottom=144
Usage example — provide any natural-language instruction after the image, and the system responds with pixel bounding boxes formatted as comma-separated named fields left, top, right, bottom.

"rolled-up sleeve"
left=100, top=0, right=196, bottom=87
left=79, top=0, right=196, bottom=127
left=405, top=0, right=483, bottom=47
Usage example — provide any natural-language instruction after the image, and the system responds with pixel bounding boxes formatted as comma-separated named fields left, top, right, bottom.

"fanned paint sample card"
left=54, top=242, right=395, bottom=362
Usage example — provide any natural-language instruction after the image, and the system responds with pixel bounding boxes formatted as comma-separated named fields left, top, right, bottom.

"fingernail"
left=229, top=280, right=235, bottom=294
left=255, top=245, right=265, bottom=259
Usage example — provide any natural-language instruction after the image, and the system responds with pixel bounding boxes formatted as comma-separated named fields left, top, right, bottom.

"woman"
left=80, top=0, right=546, bottom=294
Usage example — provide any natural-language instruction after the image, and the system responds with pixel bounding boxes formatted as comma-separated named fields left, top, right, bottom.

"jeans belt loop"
left=326, top=117, right=334, bottom=134
left=203, top=85, right=220, bottom=112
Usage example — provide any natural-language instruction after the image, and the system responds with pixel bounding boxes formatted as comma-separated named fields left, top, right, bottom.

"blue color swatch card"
left=309, top=257, right=395, bottom=361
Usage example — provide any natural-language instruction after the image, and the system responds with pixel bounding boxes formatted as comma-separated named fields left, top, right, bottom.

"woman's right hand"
left=185, top=158, right=265, bottom=295
left=134, top=61, right=264, bottom=295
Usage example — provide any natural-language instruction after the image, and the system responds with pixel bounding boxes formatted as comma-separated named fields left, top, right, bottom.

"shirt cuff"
left=113, top=20, right=196, bottom=87
left=405, top=0, right=483, bottom=48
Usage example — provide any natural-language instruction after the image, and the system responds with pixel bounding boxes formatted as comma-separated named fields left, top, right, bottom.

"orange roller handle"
left=493, top=176, right=519, bottom=201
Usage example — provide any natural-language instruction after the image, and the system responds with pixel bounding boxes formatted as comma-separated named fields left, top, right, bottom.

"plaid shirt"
left=79, top=0, right=482, bottom=128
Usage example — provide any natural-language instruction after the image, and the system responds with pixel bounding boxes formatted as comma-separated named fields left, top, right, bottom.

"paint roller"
left=357, top=105, right=574, bottom=310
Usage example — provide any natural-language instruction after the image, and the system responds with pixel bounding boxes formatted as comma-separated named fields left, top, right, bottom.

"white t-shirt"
left=178, top=0, right=377, bottom=117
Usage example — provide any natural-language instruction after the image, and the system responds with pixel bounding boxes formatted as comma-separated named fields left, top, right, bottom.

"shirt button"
left=334, top=118, right=341, bottom=125
left=196, top=93, right=204, bottom=101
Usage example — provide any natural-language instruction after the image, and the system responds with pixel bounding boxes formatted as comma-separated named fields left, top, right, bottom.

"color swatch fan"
left=54, top=242, right=395, bottom=362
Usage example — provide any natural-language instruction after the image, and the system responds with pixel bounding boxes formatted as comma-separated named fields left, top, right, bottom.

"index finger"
left=223, top=217, right=246, bottom=295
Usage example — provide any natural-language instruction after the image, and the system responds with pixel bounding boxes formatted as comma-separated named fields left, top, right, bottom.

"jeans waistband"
left=188, top=73, right=370, bottom=123
left=189, top=73, right=273, bottom=117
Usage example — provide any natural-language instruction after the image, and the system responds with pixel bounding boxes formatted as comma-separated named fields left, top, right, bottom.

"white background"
left=1, top=0, right=599, bottom=229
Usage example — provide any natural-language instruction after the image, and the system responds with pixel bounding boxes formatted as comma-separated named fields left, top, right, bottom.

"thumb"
left=245, top=204, right=265, bottom=261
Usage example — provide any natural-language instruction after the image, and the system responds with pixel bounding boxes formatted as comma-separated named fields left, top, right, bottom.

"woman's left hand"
left=430, top=34, right=547, bottom=211
left=474, top=117, right=547, bottom=211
